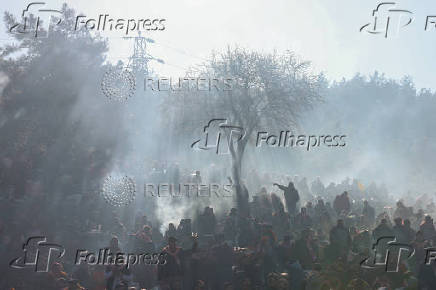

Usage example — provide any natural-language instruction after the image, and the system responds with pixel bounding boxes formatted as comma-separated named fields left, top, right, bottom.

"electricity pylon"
left=123, top=31, right=164, bottom=76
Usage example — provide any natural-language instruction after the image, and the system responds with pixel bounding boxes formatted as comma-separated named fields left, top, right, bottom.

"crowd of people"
left=1, top=163, right=436, bottom=290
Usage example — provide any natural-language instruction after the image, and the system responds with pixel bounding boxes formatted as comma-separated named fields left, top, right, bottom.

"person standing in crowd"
left=274, top=182, right=300, bottom=216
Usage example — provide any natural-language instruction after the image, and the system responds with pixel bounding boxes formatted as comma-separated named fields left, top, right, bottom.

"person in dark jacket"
left=158, top=235, right=198, bottom=290
left=329, top=219, right=351, bottom=261
left=292, top=229, right=318, bottom=270
left=274, top=182, right=300, bottom=216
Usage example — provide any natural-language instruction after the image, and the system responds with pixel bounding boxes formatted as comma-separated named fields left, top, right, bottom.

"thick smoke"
left=1, top=5, right=435, bottom=240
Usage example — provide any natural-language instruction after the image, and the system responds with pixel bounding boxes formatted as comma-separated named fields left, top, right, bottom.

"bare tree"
left=162, top=47, right=324, bottom=189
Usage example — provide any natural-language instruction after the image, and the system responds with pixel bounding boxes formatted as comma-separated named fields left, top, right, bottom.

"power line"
left=152, top=41, right=209, bottom=62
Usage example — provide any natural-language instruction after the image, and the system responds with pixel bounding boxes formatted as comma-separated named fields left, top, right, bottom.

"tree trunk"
left=229, top=136, right=249, bottom=217
left=229, top=136, right=247, bottom=186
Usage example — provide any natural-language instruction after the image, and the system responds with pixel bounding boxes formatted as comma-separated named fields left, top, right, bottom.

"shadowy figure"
left=273, top=182, right=300, bottom=216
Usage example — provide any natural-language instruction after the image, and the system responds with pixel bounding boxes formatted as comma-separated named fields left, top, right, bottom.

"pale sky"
left=1, top=0, right=436, bottom=90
